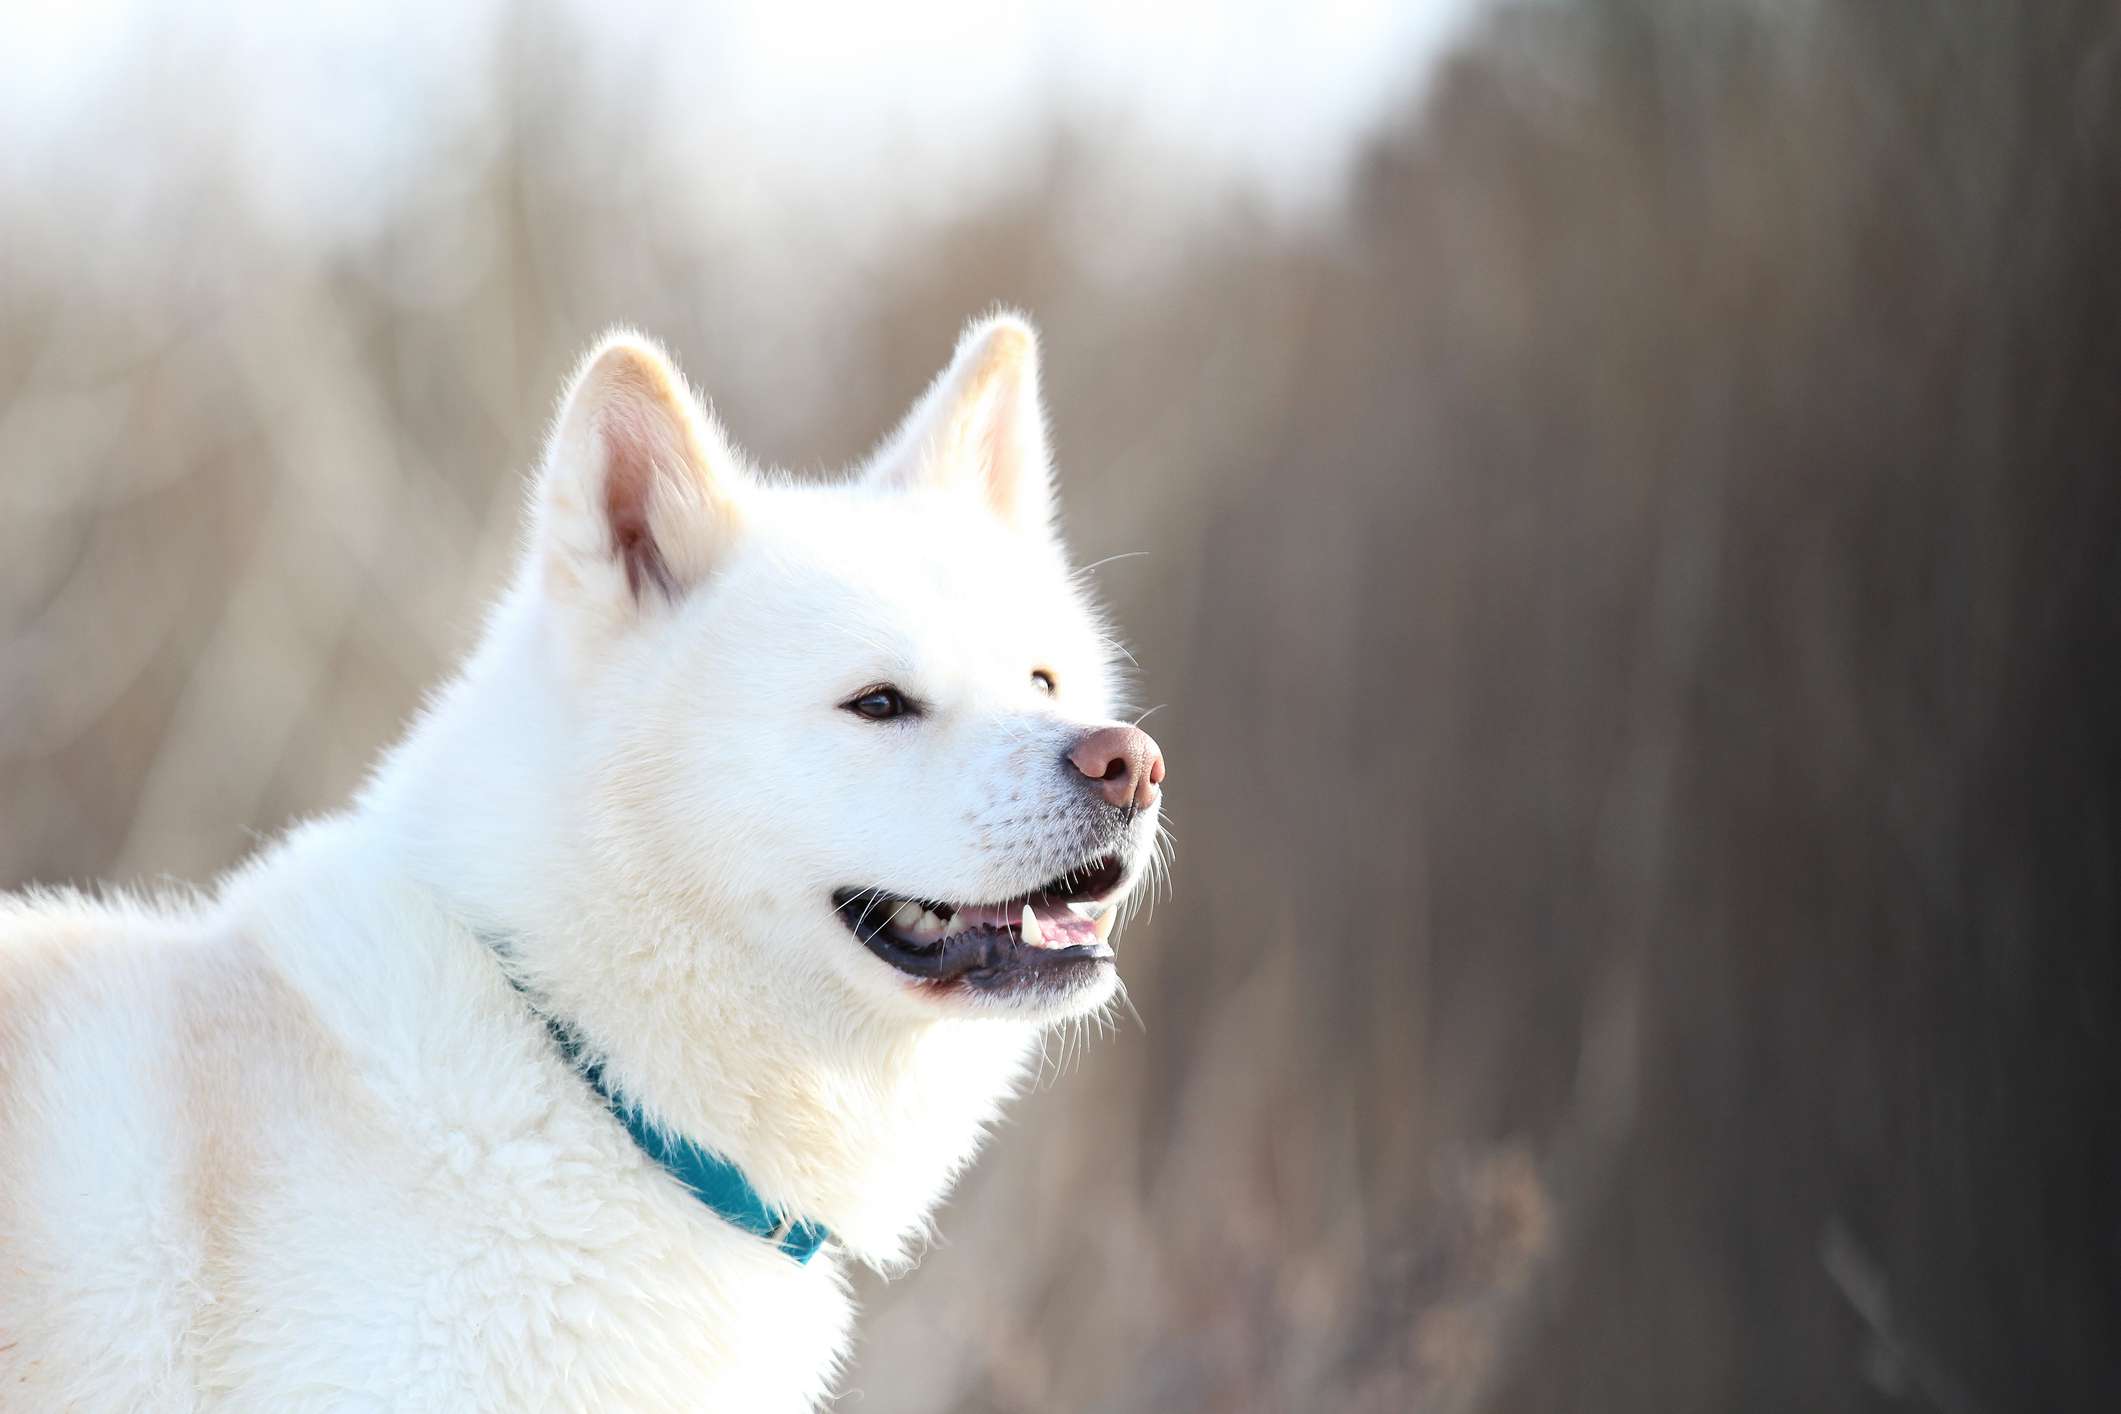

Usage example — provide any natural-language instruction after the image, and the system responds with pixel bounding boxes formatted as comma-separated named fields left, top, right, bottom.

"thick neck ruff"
left=486, top=941, right=829, bottom=1263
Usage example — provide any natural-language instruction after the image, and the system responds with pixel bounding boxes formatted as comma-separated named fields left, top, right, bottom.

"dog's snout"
left=1067, top=725, right=1166, bottom=811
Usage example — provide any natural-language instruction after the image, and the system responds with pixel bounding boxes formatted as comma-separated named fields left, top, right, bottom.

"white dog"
left=0, top=313, right=1167, bottom=1411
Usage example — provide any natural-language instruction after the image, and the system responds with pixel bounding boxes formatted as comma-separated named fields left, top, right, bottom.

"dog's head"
left=527, top=315, right=1164, bottom=1025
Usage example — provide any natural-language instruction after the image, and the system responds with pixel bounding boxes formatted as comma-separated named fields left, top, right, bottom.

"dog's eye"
left=845, top=685, right=914, bottom=721
left=1032, top=669, right=1057, bottom=695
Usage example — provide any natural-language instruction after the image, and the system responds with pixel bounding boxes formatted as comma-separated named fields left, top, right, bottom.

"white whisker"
left=1073, top=550, right=1149, bottom=578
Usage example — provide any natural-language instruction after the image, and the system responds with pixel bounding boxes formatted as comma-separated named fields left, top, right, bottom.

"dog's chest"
left=211, top=1153, right=851, bottom=1411
left=202, top=1040, right=856, bottom=1412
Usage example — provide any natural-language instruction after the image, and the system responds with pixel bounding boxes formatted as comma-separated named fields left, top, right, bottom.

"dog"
left=0, top=312, right=1167, bottom=1411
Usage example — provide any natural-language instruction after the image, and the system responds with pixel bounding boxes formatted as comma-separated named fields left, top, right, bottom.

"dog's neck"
left=355, top=591, right=1037, bottom=1267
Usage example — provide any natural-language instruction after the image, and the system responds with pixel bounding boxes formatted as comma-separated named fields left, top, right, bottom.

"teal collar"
left=505, top=971, right=830, bottom=1263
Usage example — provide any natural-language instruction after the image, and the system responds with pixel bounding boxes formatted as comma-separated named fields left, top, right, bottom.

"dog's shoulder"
left=0, top=885, right=175, bottom=1062
left=0, top=881, right=324, bottom=1163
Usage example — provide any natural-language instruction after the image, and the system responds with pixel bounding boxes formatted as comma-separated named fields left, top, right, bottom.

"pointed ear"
left=535, top=331, right=744, bottom=619
left=868, top=312, right=1055, bottom=534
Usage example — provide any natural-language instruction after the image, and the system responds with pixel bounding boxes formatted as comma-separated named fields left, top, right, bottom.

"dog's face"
left=533, top=317, right=1163, bottom=1025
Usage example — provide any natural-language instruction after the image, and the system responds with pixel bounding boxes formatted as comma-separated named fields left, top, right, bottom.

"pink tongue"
left=952, top=900, right=1099, bottom=949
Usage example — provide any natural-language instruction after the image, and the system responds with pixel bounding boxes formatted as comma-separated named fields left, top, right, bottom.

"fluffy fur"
left=0, top=313, right=1164, bottom=1410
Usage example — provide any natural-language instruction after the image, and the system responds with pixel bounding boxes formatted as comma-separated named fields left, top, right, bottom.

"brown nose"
left=1068, top=724, right=1167, bottom=811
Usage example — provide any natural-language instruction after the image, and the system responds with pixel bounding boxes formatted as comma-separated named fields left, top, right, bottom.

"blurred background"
left=5, top=0, right=2119, bottom=1408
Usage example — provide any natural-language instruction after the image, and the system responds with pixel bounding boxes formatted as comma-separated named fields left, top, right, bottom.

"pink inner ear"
left=947, top=325, right=1047, bottom=530
left=969, top=381, right=1023, bottom=525
left=601, top=417, right=678, bottom=601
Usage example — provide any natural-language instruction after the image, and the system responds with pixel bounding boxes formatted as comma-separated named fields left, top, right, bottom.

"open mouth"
left=834, top=852, right=1128, bottom=991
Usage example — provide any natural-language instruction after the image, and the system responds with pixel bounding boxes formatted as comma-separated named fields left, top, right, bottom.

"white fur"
left=0, top=313, right=1160, bottom=1411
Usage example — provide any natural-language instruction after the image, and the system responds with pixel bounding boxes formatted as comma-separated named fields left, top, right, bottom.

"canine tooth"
left=1020, top=904, right=1043, bottom=948
left=1093, top=908, right=1117, bottom=942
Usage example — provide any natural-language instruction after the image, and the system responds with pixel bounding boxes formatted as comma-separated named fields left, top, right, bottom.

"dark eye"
left=1032, top=669, right=1057, bottom=695
left=845, top=685, right=914, bottom=721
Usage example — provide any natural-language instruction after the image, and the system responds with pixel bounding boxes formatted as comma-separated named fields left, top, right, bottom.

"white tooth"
left=891, top=901, right=923, bottom=929
left=1020, top=904, right=1044, bottom=948
left=1067, top=901, right=1106, bottom=920
left=1093, top=909, right=1117, bottom=942
left=919, top=908, right=950, bottom=936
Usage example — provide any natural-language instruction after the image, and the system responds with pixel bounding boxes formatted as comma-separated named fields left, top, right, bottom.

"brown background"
left=3, top=2, right=2117, bottom=1409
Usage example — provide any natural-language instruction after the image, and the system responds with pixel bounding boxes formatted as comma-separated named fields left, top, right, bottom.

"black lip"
left=833, top=852, right=1126, bottom=991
